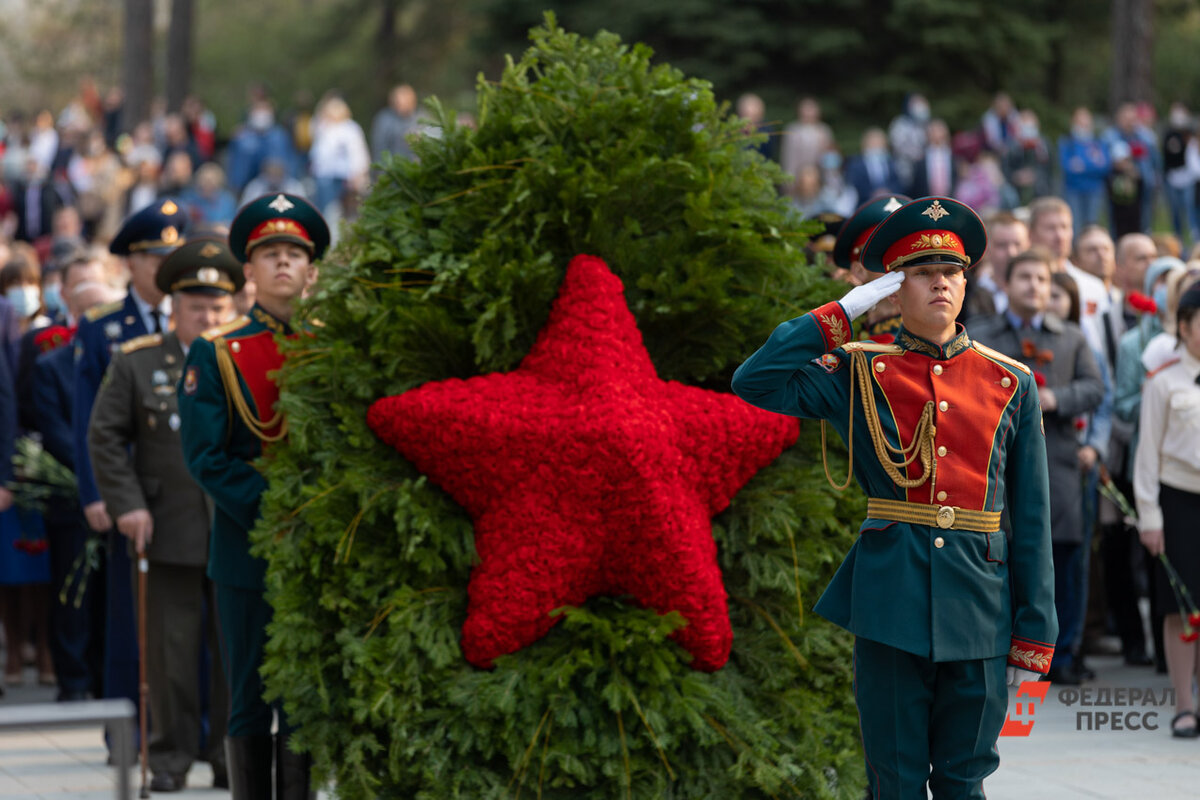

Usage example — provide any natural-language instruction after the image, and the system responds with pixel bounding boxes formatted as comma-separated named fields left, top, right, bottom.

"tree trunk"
left=1110, top=0, right=1153, bottom=108
left=375, top=0, right=400, bottom=106
left=123, top=0, right=154, bottom=129
left=166, top=0, right=193, bottom=112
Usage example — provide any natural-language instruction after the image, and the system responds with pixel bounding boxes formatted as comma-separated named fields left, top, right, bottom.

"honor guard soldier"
left=733, top=197, right=1057, bottom=798
left=178, top=194, right=328, bottom=799
left=73, top=200, right=186, bottom=724
left=832, top=194, right=910, bottom=343
left=87, top=238, right=240, bottom=791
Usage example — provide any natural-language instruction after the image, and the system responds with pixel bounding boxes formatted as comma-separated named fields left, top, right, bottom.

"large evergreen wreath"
left=256, top=15, right=867, bottom=798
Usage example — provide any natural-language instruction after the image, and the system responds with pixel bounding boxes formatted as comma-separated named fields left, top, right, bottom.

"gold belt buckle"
left=936, top=506, right=956, bottom=529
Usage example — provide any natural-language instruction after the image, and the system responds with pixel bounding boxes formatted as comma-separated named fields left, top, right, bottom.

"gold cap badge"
left=198, top=243, right=221, bottom=258
left=162, top=226, right=179, bottom=244
left=161, top=200, right=178, bottom=215
left=196, top=267, right=222, bottom=285
left=921, top=200, right=949, bottom=222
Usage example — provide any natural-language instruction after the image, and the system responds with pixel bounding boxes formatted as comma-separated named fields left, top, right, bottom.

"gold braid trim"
left=213, top=337, right=289, bottom=443
left=821, top=350, right=938, bottom=500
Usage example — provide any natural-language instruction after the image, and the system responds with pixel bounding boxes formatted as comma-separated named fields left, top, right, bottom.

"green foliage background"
left=257, top=17, right=868, bottom=798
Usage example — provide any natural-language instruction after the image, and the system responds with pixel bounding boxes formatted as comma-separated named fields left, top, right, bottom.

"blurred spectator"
left=182, top=163, right=237, bottom=228
left=845, top=127, right=901, bottom=202
left=736, top=93, right=774, bottom=162
left=1029, top=196, right=1110, bottom=358
left=0, top=257, right=50, bottom=331
left=28, top=110, right=59, bottom=172
left=66, top=130, right=123, bottom=240
left=887, top=93, right=929, bottom=190
left=980, top=92, right=1020, bottom=154
left=1132, top=283, right=1200, bottom=736
left=1102, top=103, right=1161, bottom=233
left=1059, top=107, right=1110, bottom=234
left=181, top=96, right=217, bottom=163
left=125, top=156, right=162, bottom=215
left=1161, top=103, right=1199, bottom=246
left=1153, top=232, right=1183, bottom=259
left=161, top=113, right=200, bottom=167
left=226, top=98, right=297, bottom=193
left=780, top=97, right=833, bottom=182
left=1107, top=141, right=1145, bottom=239
left=309, top=95, right=370, bottom=218
left=1004, top=109, right=1052, bottom=206
left=786, top=162, right=854, bottom=220
left=239, top=158, right=307, bottom=207
left=371, top=84, right=422, bottom=164
left=908, top=118, right=955, bottom=198
left=953, top=152, right=1009, bottom=216
left=12, top=157, right=64, bottom=243
left=967, top=211, right=1029, bottom=319
left=158, top=151, right=194, bottom=199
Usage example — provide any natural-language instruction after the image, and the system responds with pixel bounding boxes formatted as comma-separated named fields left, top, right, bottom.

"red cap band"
left=881, top=229, right=966, bottom=271
left=246, top=218, right=313, bottom=252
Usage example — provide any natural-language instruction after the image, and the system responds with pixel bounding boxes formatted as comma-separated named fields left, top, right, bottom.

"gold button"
left=231, top=341, right=241, bottom=353
left=1001, top=376, right=1011, bottom=388
left=932, top=364, right=943, bottom=375
left=875, top=361, right=886, bottom=372
left=937, top=491, right=947, bottom=502
left=934, top=536, right=945, bottom=549
left=937, top=445, right=947, bottom=457
left=938, top=400, right=948, bottom=412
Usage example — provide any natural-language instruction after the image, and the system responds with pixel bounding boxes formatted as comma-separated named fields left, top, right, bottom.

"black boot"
left=275, top=735, right=314, bottom=800
left=225, top=735, right=273, bottom=799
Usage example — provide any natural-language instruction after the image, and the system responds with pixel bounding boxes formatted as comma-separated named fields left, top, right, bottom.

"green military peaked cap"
left=831, top=194, right=910, bottom=269
left=860, top=196, right=987, bottom=273
left=155, top=236, right=245, bottom=296
left=229, top=193, right=330, bottom=261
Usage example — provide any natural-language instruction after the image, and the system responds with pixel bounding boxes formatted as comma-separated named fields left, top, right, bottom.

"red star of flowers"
left=367, top=255, right=799, bottom=670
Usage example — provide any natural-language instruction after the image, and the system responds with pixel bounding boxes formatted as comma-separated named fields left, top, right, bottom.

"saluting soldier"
left=733, top=197, right=1057, bottom=798
left=73, top=200, right=186, bottom=723
left=178, top=194, right=327, bottom=799
left=87, top=238, right=241, bottom=791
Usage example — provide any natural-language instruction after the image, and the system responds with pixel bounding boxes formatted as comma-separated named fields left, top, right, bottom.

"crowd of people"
left=0, top=73, right=1198, bottom=793
left=744, top=91, right=1200, bottom=249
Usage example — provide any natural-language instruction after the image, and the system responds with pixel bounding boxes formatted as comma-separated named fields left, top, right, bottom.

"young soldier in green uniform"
left=178, top=194, right=328, bottom=799
left=733, top=197, right=1057, bottom=798
left=87, top=237, right=242, bottom=791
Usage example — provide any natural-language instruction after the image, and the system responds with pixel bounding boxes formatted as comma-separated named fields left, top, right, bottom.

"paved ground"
left=1, top=654, right=1197, bottom=798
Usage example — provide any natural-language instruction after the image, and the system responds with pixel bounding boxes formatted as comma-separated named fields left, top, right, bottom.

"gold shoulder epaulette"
left=843, top=341, right=903, bottom=354
left=972, top=341, right=1032, bottom=375
left=84, top=300, right=123, bottom=322
left=201, top=315, right=249, bottom=342
left=118, top=333, right=163, bottom=355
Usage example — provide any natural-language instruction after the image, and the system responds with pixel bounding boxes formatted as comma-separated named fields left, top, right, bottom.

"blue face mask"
left=1153, top=284, right=1169, bottom=313
left=42, top=284, right=65, bottom=318
left=5, top=286, right=40, bottom=318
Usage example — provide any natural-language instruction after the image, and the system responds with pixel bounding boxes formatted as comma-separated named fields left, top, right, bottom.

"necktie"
left=152, top=311, right=162, bottom=334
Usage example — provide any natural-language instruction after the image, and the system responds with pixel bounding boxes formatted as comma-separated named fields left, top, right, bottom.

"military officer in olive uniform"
left=733, top=197, right=1057, bottom=798
left=74, top=200, right=186, bottom=721
left=178, top=194, right=328, bottom=799
left=88, top=237, right=242, bottom=791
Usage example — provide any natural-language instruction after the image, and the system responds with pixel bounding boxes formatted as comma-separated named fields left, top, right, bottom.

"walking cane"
left=137, top=549, right=150, bottom=799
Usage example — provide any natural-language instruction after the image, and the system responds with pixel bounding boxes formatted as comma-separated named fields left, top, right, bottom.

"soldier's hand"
left=1138, top=527, right=1164, bottom=557
left=117, top=509, right=154, bottom=554
left=83, top=501, right=113, bottom=532
left=1006, top=666, right=1043, bottom=686
left=839, top=269, right=905, bottom=321
left=0, top=488, right=13, bottom=513
left=1039, top=387, right=1057, bottom=413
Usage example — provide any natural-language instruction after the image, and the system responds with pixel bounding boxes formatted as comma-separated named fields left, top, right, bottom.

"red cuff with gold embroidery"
left=808, top=301, right=852, bottom=352
left=1008, top=636, right=1054, bottom=674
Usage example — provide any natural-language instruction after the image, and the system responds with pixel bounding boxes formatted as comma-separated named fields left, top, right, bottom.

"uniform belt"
left=866, top=498, right=1002, bottom=533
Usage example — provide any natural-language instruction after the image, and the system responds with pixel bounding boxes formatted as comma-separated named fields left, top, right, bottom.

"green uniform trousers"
left=853, top=637, right=1008, bottom=799
left=215, top=583, right=294, bottom=738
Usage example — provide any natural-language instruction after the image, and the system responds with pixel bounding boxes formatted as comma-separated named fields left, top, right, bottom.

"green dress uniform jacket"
left=732, top=300, right=1058, bottom=672
left=177, top=305, right=291, bottom=591
left=87, top=331, right=209, bottom=566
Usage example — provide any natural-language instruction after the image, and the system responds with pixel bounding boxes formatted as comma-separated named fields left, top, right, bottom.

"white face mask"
left=6, top=285, right=40, bottom=317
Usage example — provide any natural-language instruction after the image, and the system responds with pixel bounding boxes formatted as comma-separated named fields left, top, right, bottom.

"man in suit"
left=734, top=197, right=1057, bottom=797
left=845, top=128, right=904, bottom=204
left=908, top=119, right=958, bottom=199
left=968, top=249, right=1105, bottom=684
left=11, top=156, right=65, bottom=244
left=33, top=280, right=121, bottom=701
left=88, top=238, right=238, bottom=791
left=179, top=193, right=328, bottom=798
left=72, top=199, right=187, bottom=719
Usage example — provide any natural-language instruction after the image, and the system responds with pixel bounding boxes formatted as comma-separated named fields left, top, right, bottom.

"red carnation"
left=1127, top=291, right=1157, bottom=315
left=1074, top=417, right=1086, bottom=431
left=27, top=540, right=48, bottom=555
left=1189, top=610, right=1200, bottom=628
left=1182, top=628, right=1200, bottom=643
left=1033, top=371, right=1046, bottom=388
left=33, top=324, right=75, bottom=354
